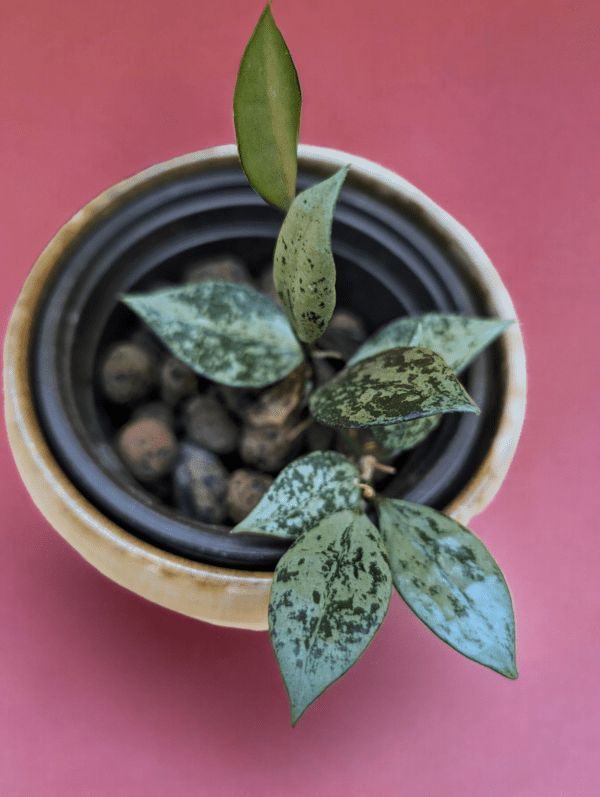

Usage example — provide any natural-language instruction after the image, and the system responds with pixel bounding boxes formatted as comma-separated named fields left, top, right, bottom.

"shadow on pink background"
left=1, top=0, right=598, bottom=794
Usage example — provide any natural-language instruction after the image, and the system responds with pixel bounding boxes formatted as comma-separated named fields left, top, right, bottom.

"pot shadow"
left=22, top=528, right=452, bottom=754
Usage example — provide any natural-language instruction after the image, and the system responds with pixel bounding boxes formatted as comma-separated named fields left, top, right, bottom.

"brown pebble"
left=227, top=469, right=274, bottom=523
left=183, top=255, right=253, bottom=286
left=216, top=385, right=260, bottom=421
left=160, top=356, right=198, bottom=406
left=240, top=422, right=304, bottom=473
left=173, top=444, right=230, bottom=524
left=117, top=417, right=178, bottom=482
left=100, top=342, right=156, bottom=404
left=131, top=402, right=175, bottom=430
left=183, top=393, right=239, bottom=454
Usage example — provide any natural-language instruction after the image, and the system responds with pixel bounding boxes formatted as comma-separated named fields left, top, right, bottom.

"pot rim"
left=3, top=144, right=526, bottom=630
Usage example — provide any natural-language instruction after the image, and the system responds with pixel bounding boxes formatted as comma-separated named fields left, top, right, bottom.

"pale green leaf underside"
left=231, top=451, right=362, bottom=539
left=233, top=2, right=301, bottom=211
left=274, top=165, right=350, bottom=343
left=309, top=346, right=479, bottom=428
left=372, top=414, right=443, bottom=453
left=269, top=509, right=392, bottom=725
left=376, top=498, right=517, bottom=679
left=121, top=281, right=303, bottom=388
left=348, top=313, right=512, bottom=374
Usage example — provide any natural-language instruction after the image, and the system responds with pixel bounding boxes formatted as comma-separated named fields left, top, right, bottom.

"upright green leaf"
left=349, top=313, right=512, bottom=374
left=274, top=165, right=350, bottom=343
left=309, top=346, right=479, bottom=428
left=121, top=281, right=303, bottom=388
left=231, top=451, right=362, bottom=539
left=233, top=1, right=301, bottom=211
left=269, top=510, right=392, bottom=725
left=376, top=498, right=517, bottom=679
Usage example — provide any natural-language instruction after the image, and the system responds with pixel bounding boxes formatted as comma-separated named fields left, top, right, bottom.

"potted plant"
left=3, top=2, right=525, bottom=724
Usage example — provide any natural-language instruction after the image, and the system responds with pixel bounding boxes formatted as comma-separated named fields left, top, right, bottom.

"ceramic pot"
left=3, top=145, right=526, bottom=630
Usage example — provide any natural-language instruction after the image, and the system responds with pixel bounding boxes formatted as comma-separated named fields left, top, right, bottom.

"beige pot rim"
left=3, top=144, right=526, bottom=631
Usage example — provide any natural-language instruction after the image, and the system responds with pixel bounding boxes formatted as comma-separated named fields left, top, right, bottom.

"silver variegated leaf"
left=274, top=165, right=350, bottom=343
left=269, top=509, right=392, bottom=725
left=309, top=346, right=479, bottom=428
left=231, top=451, right=362, bottom=539
left=376, top=498, right=517, bottom=679
left=121, top=281, right=304, bottom=388
left=233, top=1, right=301, bottom=211
left=349, top=313, right=512, bottom=374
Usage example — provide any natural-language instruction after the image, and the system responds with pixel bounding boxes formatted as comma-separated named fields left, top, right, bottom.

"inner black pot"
left=32, top=155, right=504, bottom=571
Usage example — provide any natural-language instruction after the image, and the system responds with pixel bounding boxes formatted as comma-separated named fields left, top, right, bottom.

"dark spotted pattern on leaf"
left=121, top=281, right=303, bottom=388
left=274, top=165, right=349, bottom=343
left=269, top=509, right=392, bottom=724
left=376, top=498, right=517, bottom=679
left=231, top=451, right=362, bottom=539
left=233, top=2, right=301, bottom=211
left=309, top=346, right=479, bottom=428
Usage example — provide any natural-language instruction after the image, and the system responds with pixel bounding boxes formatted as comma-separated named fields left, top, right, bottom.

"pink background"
left=2, top=0, right=599, bottom=794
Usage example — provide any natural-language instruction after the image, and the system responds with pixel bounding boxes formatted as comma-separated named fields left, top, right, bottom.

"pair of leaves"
left=346, top=314, right=512, bottom=453
left=269, top=501, right=517, bottom=725
left=234, top=2, right=348, bottom=344
left=234, top=453, right=516, bottom=724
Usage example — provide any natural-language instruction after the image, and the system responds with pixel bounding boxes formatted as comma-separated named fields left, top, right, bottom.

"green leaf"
left=348, top=314, right=511, bottom=452
left=376, top=498, right=517, bottom=679
left=231, top=451, right=362, bottom=539
left=269, top=509, right=392, bottom=725
left=309, top=346, right=479, bottom=428
left=233, top=1, right=301, bottom=211
left=121, top=281, right=303, bottom=388
left=274, top=165, right=350, bottom=343
left=349, top=313, right=512, bottom=374
left=372, top=414, right=443, bottom=453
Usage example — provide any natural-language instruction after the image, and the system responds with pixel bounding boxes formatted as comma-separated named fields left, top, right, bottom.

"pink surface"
left=1, top=0, right=599, bottom=794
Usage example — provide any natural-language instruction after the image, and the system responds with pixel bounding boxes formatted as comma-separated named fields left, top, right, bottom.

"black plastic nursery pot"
left=4, top=145, right=526, bottom=629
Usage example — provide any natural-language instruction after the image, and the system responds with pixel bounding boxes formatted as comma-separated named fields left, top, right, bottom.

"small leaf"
left=309, top=346, right=479, bottom=428
left=231, top=451, right=362, bottom=539
left=376, top=498, right=517, bottom=679
left=274, top=165, right=350, bottom=343
left=233, top=1, right=301, bottom=211
left=269, top=509, right=392, bottom=725
left=121, top=281, right=303, bottom=388
left=372, top=414, right=442, bottom=453
left=349, top=314, right=512, bottom=374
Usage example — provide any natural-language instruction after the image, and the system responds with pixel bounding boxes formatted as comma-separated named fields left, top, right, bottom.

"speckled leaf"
left=309, top=346, right=479, bottom=428
left=269, top=509, right=392, bottom=725
left=121, top=281, right=303, bottom=388
left=274, top=165, right=350, bottom=343
left=231, top=451, right=362, bottom=539
left=372, top=414, right=443, bottom=453
left=233, top=1, right=301, bottom=211
left=349, top=314, right=512, bottom=374
left=376, top=498, right=517, bottom=679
